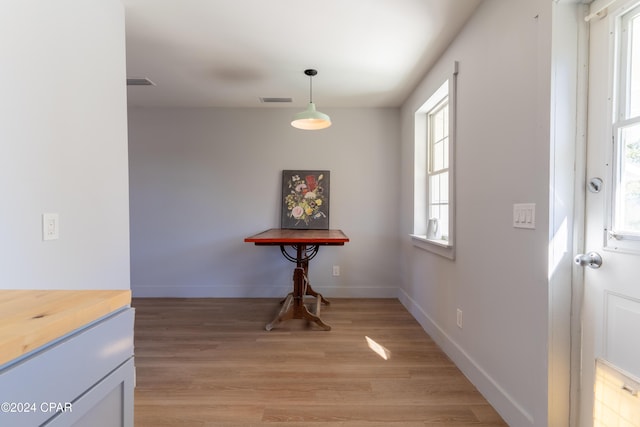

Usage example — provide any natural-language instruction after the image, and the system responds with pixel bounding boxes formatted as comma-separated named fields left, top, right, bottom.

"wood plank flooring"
left=133, top=298, right=508, bottom=426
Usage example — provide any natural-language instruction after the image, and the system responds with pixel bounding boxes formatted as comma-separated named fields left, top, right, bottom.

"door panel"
left=580, top=0, right=640, bottom=425
left=604, top=292, right=640, bottom=373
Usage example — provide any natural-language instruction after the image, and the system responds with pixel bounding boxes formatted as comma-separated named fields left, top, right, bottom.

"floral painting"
left=281, top=170, right=330, bottom=229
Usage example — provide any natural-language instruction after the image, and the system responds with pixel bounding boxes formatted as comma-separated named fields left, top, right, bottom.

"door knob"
left=574, top=251, right=603, bottom=269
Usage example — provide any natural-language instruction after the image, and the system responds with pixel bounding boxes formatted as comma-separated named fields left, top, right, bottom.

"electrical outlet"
left=332, top=265, right=340, bottom=276
left=42, top=213, right=59, bottom=241
left=456, top=309, right=463, bottom=329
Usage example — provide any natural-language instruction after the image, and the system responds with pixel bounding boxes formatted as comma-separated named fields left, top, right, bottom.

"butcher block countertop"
left=0, top=290, right=131, bottom=367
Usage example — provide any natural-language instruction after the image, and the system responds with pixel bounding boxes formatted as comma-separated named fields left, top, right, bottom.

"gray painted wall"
left=399, top=1, right=578, bottom=426
left=0, top=0, right=130, bottom=290
left=128, top=107, right=401, bottom=298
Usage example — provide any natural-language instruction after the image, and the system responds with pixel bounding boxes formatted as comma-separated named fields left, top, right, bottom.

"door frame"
left=569, top=5, right=590, bottom=425
left=549, top=1, right=591, bottom=426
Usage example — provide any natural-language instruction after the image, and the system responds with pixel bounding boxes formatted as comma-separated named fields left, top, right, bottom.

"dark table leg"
left=266, top=244, right=331, bottom=331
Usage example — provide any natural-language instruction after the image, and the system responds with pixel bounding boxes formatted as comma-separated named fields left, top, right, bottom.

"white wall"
left=399, top=0, right=566, bottom=425
left=0, top=0, right=130, bottom=290
left=128, top=107, right=400, bottom=298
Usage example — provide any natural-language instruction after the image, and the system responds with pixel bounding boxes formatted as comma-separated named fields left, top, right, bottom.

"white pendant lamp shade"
left=291, top=102, right=331, bottom=130
left=291, top=69, right=331, bottom=130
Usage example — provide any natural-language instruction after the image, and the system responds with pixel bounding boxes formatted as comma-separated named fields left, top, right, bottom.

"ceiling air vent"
left=127, top=77, right=156, bottom=86
left=260, top=97, right=292, bottom=103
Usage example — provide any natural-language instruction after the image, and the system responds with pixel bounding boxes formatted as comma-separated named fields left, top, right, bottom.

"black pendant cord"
left=304, top=69, right=318, bottom=104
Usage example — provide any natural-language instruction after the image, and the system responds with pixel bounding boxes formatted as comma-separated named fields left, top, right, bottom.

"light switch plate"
left=43, top=213, right=59, bottom=240
left=513, top=203, right=535, bottom=229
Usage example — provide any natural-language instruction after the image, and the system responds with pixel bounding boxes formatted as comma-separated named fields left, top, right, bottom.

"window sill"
left=410, top=234, right=455, bottom=260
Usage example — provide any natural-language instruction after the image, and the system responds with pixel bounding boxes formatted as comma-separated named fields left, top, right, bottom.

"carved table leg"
left=265, top=267, right=331, bottom=331
left=300, top=257, right=331, bottom=306
left=292, top=267, right=331, bottom=331
left=265, top=294, right=294, bottom=331
left=266, top=243, right=331, bottom=331
left=304, top=281, right=331, bottom=306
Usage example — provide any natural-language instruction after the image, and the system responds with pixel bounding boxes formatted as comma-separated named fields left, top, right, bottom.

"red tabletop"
left=244, top=228, right=349, bottom=245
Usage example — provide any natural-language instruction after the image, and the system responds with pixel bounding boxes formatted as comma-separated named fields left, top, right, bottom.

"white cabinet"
left=0, top=308, right=135, bottom=427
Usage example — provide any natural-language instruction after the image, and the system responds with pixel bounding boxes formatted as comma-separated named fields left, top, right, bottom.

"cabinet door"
left=44, top=358, right=134, bottom=427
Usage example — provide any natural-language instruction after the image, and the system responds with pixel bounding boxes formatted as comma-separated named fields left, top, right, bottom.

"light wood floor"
left=133, top=298, right=508, bottom=426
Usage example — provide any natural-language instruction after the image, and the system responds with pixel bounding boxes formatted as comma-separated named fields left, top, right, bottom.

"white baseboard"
left=397, top=288, right=534, bottom=427
left=132, top=284, right=399, bottom=299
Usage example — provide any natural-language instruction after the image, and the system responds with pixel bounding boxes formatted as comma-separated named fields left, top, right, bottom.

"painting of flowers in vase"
left=281, top=170, right=330, bottom=229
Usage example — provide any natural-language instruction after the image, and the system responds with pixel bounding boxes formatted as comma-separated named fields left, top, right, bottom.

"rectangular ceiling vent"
left=127, top=77, right=156, bottom=86
left=260, top=97, right=292, bottom=103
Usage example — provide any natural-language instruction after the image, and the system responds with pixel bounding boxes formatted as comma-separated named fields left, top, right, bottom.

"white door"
left=580, top=0, right=640, bottom=425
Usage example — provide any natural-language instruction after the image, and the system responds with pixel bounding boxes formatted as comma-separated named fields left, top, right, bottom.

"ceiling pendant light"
left=291, top=69, right=331, bottom=130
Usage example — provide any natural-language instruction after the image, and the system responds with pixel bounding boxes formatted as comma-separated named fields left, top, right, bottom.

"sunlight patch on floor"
left=365, top=336, right=391, bottom=360
left=594, top=358, right=640, bottom=427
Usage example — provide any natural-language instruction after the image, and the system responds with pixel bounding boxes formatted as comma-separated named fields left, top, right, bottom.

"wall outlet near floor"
left=456, top=308, right=463, bottom=329
left=42, top=213, right=59, bottom=241
left=332, top=265, right=340, bottom=276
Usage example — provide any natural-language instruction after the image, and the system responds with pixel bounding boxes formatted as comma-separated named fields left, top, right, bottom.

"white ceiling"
left=123, top=0, right=482, bottom=108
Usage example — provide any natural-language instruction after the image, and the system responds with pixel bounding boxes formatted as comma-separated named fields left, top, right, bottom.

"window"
left=428, top=98, right=450, bottom=240
left=608, top=3, right=640, bottom=252
left=412, top=62, right=457, bottom=259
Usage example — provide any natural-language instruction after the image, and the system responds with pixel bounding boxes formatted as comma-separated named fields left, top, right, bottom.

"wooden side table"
left=244, top=229, right=349, bottom=331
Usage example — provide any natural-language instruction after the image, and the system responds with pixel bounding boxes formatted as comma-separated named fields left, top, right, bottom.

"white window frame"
left=411, top=61, right=458, bottom=259
left=427, top=98, right=450, bottom=240
left=605, top=1, right=640, bottom=254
